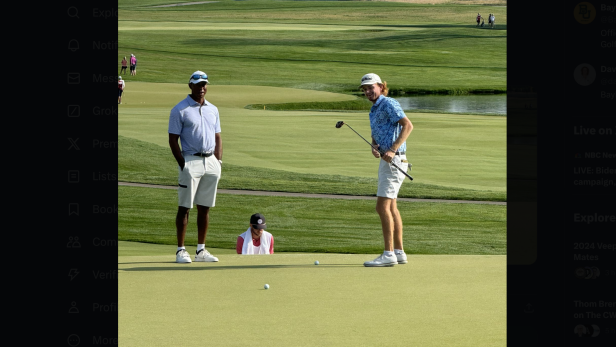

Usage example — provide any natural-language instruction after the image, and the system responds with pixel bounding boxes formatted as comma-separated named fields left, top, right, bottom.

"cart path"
left=119, top=182, right=506, bottom=205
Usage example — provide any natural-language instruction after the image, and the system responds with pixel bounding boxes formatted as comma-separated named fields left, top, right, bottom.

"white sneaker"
left=396, top=252, right=408, bottom=264
left=195, top=249, right=219, bottom=262
left=176, top=249, right=192, bottom=263
left=364, top=253, right=397, bottom=267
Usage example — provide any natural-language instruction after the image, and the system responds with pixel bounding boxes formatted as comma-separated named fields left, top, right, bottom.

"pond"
left=393, top=94, right=506, bottom=115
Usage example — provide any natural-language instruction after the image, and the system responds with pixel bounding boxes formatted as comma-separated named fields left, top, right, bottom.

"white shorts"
left=377, top=154, right=409, bottom=199
left=178, top=154, right=221, bottom=208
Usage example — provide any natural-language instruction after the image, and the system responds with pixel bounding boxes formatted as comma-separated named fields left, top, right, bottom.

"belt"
left=395, top=151, right=405, bottom=155
left=192, top=152, right=213, bottom=157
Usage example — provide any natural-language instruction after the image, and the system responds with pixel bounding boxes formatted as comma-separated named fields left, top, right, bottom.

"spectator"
left=236, top=213, right=274, bottom=254
left=120, top=56, right=127, bottom=75
left=118, top=76, right=125, bottom=104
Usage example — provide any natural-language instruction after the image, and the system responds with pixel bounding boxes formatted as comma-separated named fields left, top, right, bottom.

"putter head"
left=335, top=121, right=344, bottom=128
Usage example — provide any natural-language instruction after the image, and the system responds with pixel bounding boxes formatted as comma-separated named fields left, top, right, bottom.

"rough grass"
left=119, top=135, right=506, bottom=201
left=119, top=185, right=506, bottom=254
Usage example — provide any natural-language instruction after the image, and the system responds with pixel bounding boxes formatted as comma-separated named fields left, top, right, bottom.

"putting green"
left=119, top=82, right=505, bottom=191
left=119, top=241, right=505, bottom=346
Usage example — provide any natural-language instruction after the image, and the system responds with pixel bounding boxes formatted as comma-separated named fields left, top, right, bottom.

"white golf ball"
left=314, top=260, right=319, bottom=265
left=264, top=284, right=269, bottom=289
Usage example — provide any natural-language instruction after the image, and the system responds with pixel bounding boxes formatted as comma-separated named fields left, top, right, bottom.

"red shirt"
left=236, top=235, right=274, bottom=254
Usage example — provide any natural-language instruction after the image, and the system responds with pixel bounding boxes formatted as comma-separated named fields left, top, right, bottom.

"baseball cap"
left=189, top=70, right=209, bottom=84
left=118, top=76, right=122, bottom=80
left=250, top=213, right=266, bottom=229
left=359, top=73, right=382, bottom=87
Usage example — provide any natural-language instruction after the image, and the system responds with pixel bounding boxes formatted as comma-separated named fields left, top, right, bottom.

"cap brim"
left=190, top=79, right=209, bottom=84
left=252, top=224, right=266, bottom=229
left=360, top=80, right=381, bottom=87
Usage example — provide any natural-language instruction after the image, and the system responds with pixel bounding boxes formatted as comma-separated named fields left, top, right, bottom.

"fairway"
left=119, top=21, right=427, bottom=31
left=119, top=241, right=505, bottom=347
left=119, top=82, right=505, bottom=192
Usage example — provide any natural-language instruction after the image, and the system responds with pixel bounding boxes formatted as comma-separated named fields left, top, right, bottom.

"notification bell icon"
left=68, top=39, right=79, bottom=52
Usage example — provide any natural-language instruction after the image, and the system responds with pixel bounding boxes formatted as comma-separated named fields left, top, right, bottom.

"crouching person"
left=236, top=213, right=274, bottom=254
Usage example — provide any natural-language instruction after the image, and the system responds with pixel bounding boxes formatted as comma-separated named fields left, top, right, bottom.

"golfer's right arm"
left=371, top=137, right=380, bottom=158
left=169, top=134, right=185, bottom=169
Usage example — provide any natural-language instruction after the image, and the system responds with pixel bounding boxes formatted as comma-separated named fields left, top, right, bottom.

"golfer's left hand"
left=382, top=150, right=395, bottom=163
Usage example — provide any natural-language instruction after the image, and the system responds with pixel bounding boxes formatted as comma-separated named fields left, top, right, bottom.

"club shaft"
left=343, top=124, right=413, bottom=181
left=344, top=124, right=381, bottom=154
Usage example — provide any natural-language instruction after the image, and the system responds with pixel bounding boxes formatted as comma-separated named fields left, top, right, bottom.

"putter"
left=335, top=121, right=413, bottom=181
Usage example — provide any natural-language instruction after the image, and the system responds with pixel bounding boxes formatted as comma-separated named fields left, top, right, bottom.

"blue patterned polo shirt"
left=369, top=95, right=407, bottom=152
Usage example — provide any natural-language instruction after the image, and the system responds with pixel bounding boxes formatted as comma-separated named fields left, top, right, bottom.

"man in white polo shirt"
left=168, top=70, right=223, bottom=263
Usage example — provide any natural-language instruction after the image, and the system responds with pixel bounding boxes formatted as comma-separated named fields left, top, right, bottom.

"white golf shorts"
left=178, top=154, right=221, bottom=208
left=377, top=154, right=409, bottom=199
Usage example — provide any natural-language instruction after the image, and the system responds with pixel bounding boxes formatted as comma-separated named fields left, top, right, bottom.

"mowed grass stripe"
left=119, top=185, right=506, bottom=254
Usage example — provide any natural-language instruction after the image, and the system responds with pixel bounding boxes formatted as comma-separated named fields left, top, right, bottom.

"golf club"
left=335, top=121, right=413, bottom=181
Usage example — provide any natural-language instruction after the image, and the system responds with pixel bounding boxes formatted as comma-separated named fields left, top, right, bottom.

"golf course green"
left=118, top=1, right=507, bottom=345
left=119, top=241, right=505, bottom=347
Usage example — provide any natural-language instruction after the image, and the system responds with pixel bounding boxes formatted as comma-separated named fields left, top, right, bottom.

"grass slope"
left=119, top=186, right=506, bottom=254
left=119, top=82, right=506, bottom=196
left=119, top=135, right=506, bottom=201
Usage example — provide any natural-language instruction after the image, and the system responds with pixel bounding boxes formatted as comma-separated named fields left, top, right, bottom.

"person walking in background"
left=168, top=70, right=223, bottom=263
left=236, top=213, right=274, bottom=254
left=359, top=73, right=413, bottom=267
left=130, top=54, right=137, bottom=76
left=120, top=56, right=128, bottom=75
left=476, top=13, right=481, bottom=26
left=118, top=76, right=125, bottom=104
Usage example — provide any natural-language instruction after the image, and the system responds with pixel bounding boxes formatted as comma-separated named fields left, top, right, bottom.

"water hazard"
left=393, top=94, right=506, bottom=115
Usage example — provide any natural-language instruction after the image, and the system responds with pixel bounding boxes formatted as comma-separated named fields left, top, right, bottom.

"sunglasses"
left=190, top=74, right=208, bottom=81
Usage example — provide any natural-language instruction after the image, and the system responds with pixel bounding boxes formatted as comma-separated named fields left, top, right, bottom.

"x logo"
left=68, top=138, right=80, bottom=150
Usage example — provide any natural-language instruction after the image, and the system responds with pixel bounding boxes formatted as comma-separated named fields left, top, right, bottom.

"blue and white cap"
left=189, top=70, right=209, bottom=84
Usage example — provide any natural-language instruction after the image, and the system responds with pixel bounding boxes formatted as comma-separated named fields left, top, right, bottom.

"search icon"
left=67, top=6, right=79, bottom=18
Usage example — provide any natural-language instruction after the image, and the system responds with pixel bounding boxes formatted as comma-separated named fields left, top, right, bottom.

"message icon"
left=67, top=73, right=80, bottom=84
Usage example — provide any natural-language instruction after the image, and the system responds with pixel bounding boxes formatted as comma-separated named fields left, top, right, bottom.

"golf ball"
left=264, top=284, right=269, bottom=289
left=314, top=260, right=319, bottom=265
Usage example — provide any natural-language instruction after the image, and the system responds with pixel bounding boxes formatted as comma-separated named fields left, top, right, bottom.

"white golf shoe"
left=195, top=249, right=219, bottom=262
left=396, top=252, right=408, bottom=264
left=176, top=249, right=192, bottom=263
left=364, top=253, right=397, bottom=267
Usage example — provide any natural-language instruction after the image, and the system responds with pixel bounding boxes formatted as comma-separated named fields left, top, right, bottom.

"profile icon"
left=574, top=324, right=587, bottom=337
left=573, top=2, right=596, bottom=24
left=574, top=63, right=596, bottom=86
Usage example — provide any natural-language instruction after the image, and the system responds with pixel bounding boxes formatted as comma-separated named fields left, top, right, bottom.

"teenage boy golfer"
left=168, top=70, right=223, bottom=263
left=360, top=73, right=413, bottom=267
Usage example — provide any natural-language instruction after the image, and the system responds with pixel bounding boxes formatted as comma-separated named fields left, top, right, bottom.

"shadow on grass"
left=119, top=263, right=362, bottom=270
